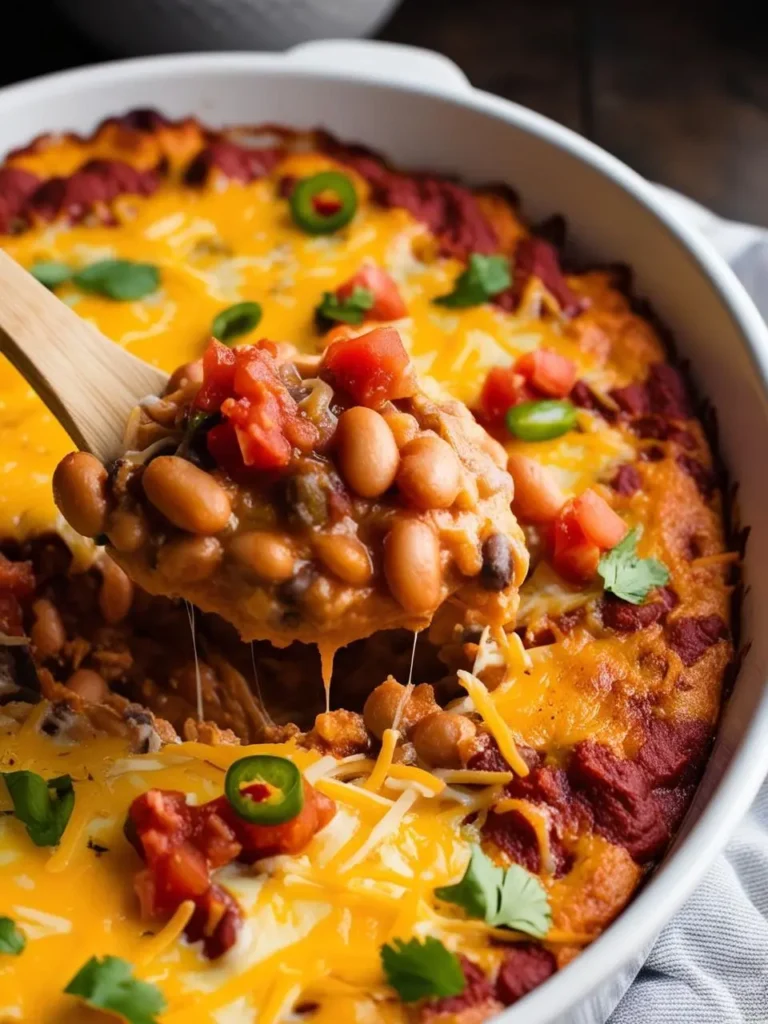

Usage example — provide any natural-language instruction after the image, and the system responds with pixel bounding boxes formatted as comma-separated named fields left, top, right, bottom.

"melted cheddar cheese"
left=0, top=117, right=734, bottom=1022
left=0, top=704, right=569, bottom=1023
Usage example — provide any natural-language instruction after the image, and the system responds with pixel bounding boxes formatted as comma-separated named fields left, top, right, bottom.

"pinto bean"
left=411, top=711, right=477, bottom=768
left=52, top=452, right=109, bottom=537
left=363, top=679, right=439, bottom=740
left=507, top=452, right=565, bottom=523
left=230, top=531, right=296, bottom=582
left=98, top=557, right=134, bottom=625
left=158, top=536, right=223, bottom=583
left=166, top=359, right=204, bottom=394
left=142, top=456, right=231, bottom=534
left=66, top=668, right=108, bottom=703
left=480, top=532, right=513, bottom=591
left=335, top=407, right=399, bottom=498
left=107, top=509, right=148, bottom=553
left=396, top=434, right=462, bottom=510
left=384, top=519, right=441, bottom=613
left=313, top=533, right=372, bottom=586
left=381, top=408, right=419, bottom=449
left=30, top=598, right=66, bottom=658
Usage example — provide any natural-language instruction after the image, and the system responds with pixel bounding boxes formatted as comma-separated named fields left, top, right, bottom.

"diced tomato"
left=515, top=349, right=577, bottom=398
left=197, top=341, right=319, bottom=474
left=195, top=339, right=236, bottom=412
left=206, top=421, right=245, bottom=477
left=476, top=366, right=532, bottom=426
left=0, top=555, right=35, bottom=599
left=0, top=593, right=24, bottom=636
left=551, top=501, right=600, bottom=583
left=572, top=489, right=628, bottom=549
left=550, top=489, right=627, bottom=582
left=222, top=393, right=293, bottom=470
left=337, top=265, right=407, bottom=321
left=126, top=778, right=335, bottom=960
left=321, top=326, right=414, bottom=408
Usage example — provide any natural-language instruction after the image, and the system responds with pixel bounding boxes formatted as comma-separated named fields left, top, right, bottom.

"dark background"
left=8, top=0, right=768, bottom=226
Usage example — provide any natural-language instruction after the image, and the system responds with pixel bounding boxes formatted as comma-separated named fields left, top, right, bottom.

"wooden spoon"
left=0, top=250, right=168, bottom=463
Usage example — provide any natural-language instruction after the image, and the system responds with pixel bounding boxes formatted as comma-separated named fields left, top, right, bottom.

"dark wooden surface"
left=5, top=0, right=768, bottom=226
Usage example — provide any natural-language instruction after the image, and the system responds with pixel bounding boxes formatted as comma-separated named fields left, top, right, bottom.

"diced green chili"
left=506, top=399, right=577, bottom=441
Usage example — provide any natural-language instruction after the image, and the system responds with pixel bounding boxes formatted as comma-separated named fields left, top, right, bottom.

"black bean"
left=480, top=533, right=513, bottom=591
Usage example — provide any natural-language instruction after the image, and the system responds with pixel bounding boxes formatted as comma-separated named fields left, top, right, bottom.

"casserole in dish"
left=0, top=41, right=766, bottom=1024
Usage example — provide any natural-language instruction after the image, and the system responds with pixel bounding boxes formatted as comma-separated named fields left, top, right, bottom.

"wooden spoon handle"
left=0, top=250, right=168, bottom=463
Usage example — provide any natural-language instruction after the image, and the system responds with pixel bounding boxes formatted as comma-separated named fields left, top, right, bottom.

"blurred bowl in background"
left=54, top=0, right=403, bottom=54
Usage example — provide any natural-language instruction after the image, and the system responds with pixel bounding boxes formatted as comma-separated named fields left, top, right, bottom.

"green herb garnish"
left=316, top=285, right=374, bottom=326
left=73, top=259, right=160, bottom=301
left=211, top=301, right=262, bottom=344
left=64, top=956, right=166, bottom=1024
left=435, top=844, right=551, bottom=938
left=434, top=253, right=511, bottom=308
left=380, top=937, right=465, bottom=1003
left=29, top=260, right=72, bottom=290
left=2, top=771, right=74, bottom=847
left=598, top=527, right=670, bottom=605
left=0, top=917, right=26, bottom=956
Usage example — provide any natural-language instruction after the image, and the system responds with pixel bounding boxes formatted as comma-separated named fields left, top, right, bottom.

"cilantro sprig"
left=65, top=956, right=167, bottom=1024
left=29, top=260, right=72, bottom=290
left=316, top=285, right=374, bottom=326
left=435, top=845, right=551, bottom=938
left=73, top=259, right=160, bottom=301
left=28, top=258, right=160, bottom=300
left=434, top=253, right=511, bottom=308
left=598, top=527, right=670, bottom=605
left=380, top=937, right=465, bottom=1003
left=0, top=917, right=26, bottom=956
left=2, top=770, right=74, bottom=847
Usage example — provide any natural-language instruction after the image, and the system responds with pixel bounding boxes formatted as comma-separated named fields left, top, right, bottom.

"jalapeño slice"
left=224, top=755, right=304, bottom=825
left=290, top=171, right=358, bottom=235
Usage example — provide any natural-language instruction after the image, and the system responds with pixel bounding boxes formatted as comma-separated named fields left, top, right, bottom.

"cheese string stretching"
left=53, top=326, right=529, bottom=654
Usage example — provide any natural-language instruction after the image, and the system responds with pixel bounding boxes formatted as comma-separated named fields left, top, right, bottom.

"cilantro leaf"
left=435, top=844, right=504, bottom=920
left=0, top=917, right=26, bottom=956
left=380, top=937, right=465, bottom=1003
left=73, top=259, right=160, bottom=301
left=435, top=845, right=551, bottom=939
left=64, top=956, right=167, bottom=1024
left=598, top=527, right=670, bottom=605
left=29, top=260, right=72, bottom=290
left=316, top=285, right=374, bottom=325
left=2, top=771, right=74, bottom=847
left=495, top=863, right=552, bottom=937
left=211, top=301, right=262, bottom=344
left=434, top=254, right=511, bottom=308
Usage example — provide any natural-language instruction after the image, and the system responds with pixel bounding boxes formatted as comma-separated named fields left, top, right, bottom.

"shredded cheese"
left=364, top=728, right=399, bottom=792
left=339, top=790, right=418, bottom=872
left=136, top=901, right=196, bottom=966
left=457, top=670, right=529, bottom=777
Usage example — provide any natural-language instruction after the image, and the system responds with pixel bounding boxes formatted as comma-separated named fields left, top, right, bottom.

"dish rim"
left=1, top=48, right=767, bottom=1024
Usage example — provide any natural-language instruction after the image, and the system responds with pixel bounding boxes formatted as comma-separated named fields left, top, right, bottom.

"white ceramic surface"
left=0, top=40, right=766, bottom=1024
left=55, top=0, right=403, bottom=54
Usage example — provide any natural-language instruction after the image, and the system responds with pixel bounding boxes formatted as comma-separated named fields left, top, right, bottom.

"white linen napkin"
left=608, top=187, right=768, bottom=1024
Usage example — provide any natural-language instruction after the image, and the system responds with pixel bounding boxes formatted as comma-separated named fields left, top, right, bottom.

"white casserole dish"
left=0, top=39, right=766, bottom=1024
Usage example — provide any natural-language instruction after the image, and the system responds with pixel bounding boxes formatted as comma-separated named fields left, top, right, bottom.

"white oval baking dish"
left=0, top=40, right=766, bottom=1024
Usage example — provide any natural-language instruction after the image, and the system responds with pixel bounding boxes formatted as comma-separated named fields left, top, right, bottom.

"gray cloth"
left=609, top=189, right=768, bottom=1024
